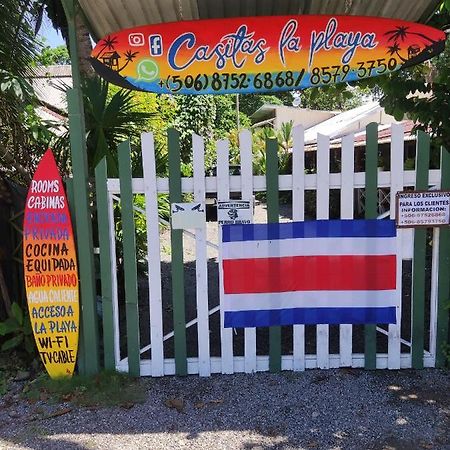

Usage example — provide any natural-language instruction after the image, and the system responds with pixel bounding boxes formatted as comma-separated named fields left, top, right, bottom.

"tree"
left=367, top=8, right=450, bottom=149
left=293, top=84, right=372, bottom=111
left=0, top=0, right=51, bottom=183
left=36, top=44, right=70, bottom=65
left=172, top=95, right=217, bottom=164
left=239, top=93, right=284, bottom=117
left=36, top=0, right=93, bottom=77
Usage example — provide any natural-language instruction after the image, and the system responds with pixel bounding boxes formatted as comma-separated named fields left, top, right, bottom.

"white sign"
left=217, top=200, right=253, bottom=225
left=171, top=202, right=205, bottom=229
left=396, top=191, right=450, bottom=228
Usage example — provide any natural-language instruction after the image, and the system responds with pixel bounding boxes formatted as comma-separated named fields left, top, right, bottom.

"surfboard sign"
left=23, top=149, right=79, bottom=379
left=90, top=15, right=445, bottom=95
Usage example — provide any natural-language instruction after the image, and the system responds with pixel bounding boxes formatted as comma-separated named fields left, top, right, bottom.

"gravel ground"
left=0, top=369, right=448, bottom=450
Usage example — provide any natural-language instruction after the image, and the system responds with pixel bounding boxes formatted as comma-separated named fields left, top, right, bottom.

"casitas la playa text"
left=167, top=17, right=377, bottom=71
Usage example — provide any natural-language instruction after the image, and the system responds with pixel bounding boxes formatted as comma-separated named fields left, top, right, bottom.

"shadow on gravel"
left=1, top=369, right=448, bottom=450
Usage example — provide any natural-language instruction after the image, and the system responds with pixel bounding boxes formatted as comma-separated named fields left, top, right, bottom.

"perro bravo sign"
left=396, top=190, right=450, bottom=228
left=90, top=15, right=445, bottom=95
left=23, top=149, right=79, bottom=379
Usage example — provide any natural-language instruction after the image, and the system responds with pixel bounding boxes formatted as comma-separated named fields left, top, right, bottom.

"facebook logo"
left=149, top=35, right=163, bottom=57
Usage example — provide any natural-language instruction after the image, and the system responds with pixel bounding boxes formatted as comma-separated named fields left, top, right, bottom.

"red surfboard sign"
left=90, top=15, right=446, bottom=95
left=23, top=149, right=79, bottom=379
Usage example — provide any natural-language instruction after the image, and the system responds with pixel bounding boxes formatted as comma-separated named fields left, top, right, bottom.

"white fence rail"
left=102, top=124, right=441, bottom=376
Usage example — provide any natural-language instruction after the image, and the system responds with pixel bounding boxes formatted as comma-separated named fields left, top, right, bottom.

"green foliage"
left=36, top=44, right=70, bottom=66
left=252, top=122, right=293, bottom=176
left=24, top=370, right=146, bottom=407
left=440, top=0, right=450, bottom=12
left=0, top=0, right=40, bottom=77
left=240, top=85, right=370, bottom=119
left=172, top=95, right=217, bottom=164
left=0, top=1, right=53, bottom=184
left=114, top=193, right=170, bottom=278
left=57, top=78, right=155, bottom=176
left=298, top=84, right=371, bottom=111
left=214, top=95, right=251, bottom=139
left=239, top=93, right=284, bottom=117
left=364, top=9, right=450, bottom=150
left=0, top=303, right=35, bottom=355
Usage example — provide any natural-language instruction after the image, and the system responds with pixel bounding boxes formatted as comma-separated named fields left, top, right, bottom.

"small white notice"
left=171, top=202, right=205, bottom=229
left=396, top=190, right=450, bottom=228
left=217, top=200, right=253, bottom=225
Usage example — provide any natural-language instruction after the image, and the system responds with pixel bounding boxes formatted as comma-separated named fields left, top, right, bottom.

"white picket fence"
left=105, top=124, right=442, bottom=376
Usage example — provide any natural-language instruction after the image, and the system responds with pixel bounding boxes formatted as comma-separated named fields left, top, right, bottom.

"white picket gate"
left=101, top=124, right=443, bottom=376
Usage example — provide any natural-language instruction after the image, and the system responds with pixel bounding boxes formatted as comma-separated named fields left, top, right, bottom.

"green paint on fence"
left=364, top=123, right=378, bottom=369
left=118, top=141, right=141, bottom=377
left=411, top=132, right=430, bottom=369
left=66, top=88, right=100, bottom=376
left=66, top=178, right=85, bottom=376
left=62, top=0, right=100, bottom=375
left=95, top=158, right=116, bottom=370
left=436, top=147, right=450, bottom=367
left=168, top=129, right=188, bottom=376
left=266, top=138, right=282, bottom=373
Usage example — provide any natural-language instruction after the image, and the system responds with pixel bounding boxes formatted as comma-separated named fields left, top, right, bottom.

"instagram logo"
left=128, top=33, right=145, bottom=46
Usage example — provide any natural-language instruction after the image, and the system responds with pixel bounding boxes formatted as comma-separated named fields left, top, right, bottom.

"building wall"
left=274, top=107, right=335, bottom=129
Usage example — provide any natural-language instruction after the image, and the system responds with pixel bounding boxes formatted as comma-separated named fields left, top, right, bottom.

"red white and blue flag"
left=220, top=219, right=398, bottom=328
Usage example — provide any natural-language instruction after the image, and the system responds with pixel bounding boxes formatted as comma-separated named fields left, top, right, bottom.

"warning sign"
left=217, top=200, right=253, bottom=225
left=396, top=190, right=450, bottom=228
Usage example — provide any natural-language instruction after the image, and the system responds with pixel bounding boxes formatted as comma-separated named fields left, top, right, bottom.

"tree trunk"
left=74, top=8, right=93, bottom=78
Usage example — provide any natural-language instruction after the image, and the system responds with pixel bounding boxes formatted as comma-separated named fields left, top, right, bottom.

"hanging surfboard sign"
left=90, top=15, right=445, bottom=95
left=23, top=149, right=79, bottom=379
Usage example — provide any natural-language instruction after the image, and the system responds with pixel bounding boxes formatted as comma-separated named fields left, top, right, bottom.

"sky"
left=38, top=13, right=65, bottom=48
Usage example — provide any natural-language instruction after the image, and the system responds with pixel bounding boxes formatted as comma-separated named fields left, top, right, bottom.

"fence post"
left=95, top=158, right=116, bottom=370
left=364, top=123, right=378, bottom=369
left=168, top=129, right=188, bottom=376
left=266, top=138, right=282, bottom=373
left=436, top=147, right=450, bottom=367
left=66, top=177, right=85, bottom=375
left=61, top=0, right=100, bottom=375
left=118, top=141, right=141, bottom=376
left=411, top=131, right=430, bottom=369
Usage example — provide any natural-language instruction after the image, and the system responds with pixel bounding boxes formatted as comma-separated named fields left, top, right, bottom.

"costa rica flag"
left=220, top=219, right=398, bottom=328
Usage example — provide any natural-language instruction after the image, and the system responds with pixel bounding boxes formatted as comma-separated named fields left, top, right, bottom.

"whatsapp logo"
left=137, top=59, right=159, bottom=81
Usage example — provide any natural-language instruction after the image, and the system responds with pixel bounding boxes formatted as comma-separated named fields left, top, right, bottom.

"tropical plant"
left=55, top=77, right=154, bottom=176
left=172, top=94, right=217, bottom=164
left=364, top=8, right=450, bottom=150
left=252, top=122, right=293, bottom=176
left=0, top=0, right=40, bottom=77
left=0, top=0, right=53, bottom=183
left=0, top=302, right=35, bottom=354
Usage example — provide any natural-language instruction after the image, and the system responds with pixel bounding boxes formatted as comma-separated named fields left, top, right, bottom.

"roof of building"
left=78, top=0, right=441, bottom=40
left=303, top=102, right=397, bottom=144
left=29, top=65, right=72, bottom=114
left=31, top=65, right=72, bottom=78
left=250, top=104, right=336, bottom=123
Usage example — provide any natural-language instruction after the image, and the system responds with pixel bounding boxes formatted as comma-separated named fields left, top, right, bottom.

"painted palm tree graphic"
left=117, top=50, right=139, bottom=72
left=384, top=26, right=439, bottom=65
left=385, top=26, right=436, bottom=45
left=95, top=35, right=119, bottom=59
left=387, top=43, right=407, bottom=63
